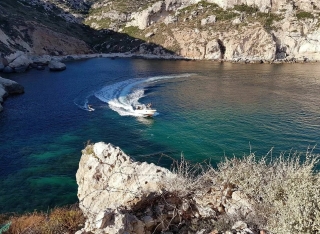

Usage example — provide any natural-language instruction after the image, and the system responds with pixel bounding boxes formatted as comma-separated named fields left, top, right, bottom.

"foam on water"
left=91, top=74, right=193, bottom=116
left=73, top=90, right=95, bottom=111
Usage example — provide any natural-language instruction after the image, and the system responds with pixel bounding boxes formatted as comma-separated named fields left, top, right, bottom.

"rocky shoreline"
left=0, top=77, right=24, bottom=112
left=76, top=142, right=257, bottom=234
left=0, top=50, right=318, bottom=112
left=1, top=49, right=318, bottom=75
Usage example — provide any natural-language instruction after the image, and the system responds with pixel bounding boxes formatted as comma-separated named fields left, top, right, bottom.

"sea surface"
left=1, top=58, right=320, bottom=213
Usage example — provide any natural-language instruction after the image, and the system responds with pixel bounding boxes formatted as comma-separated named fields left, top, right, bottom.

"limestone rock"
left=222, top=26, right=276, bottom=61
left=48, top=60, right=66, bottom=71
left=127, top=0, right=202, bottom=30
left=31, top=55, right=52, bottom=65
left=145, top=32, right=155, bottom=38
left=9, top=54, right=33, bottom=73
left=201, top=15, right=216, bottom=26
left=205, top=40, right=222, bottom=60
left=0, top=77, right=24, bottom=112
left=273, top=19, right=320, bottom=61
left=0, top=77, right=24, bottom=94
left=127, top=2, right=165, bottom=30
left=76, top=142, right=174, bottom=233
left=5, top=51, right=25, bottom=64
left=76, top=142, right=256, bottom=234
left=164, top=15, right=177, bottom=25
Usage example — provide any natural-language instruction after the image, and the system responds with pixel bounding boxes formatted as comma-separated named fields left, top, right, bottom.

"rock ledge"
left=76, top=142, right=254, bottom=234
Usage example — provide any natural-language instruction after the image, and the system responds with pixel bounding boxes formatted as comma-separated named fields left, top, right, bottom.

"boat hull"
left=135, top=109, right=156, bottom=117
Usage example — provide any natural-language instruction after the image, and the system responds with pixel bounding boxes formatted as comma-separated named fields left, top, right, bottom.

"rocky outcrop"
left=6, top=52, right=33, bottom=73
left=115, top=0, right=320, bottom=62
left=0, top=52, right=68, bottom=73
left=126, top=0, right=202, bottom=30
left=167, top=24, right=276, bottom=61
left=76, top=142, right=175, bottom=233
left=273, top=17, right=320, bottom=61
left=48, top=60, right=66, bottom=71
left=1, top=0, right=320, bottom=63
left=0, top=77, right=24, bottom=112
left=222, top=25, right=276, bottom=61
left=76, top=142, right=255, bottom=234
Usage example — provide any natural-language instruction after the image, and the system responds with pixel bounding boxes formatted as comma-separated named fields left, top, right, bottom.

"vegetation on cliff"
left=0, top=205, right=84, bottom=234
left=0, top=146, right=319, bottom=233
left=1, top=0, right=320, bottom=61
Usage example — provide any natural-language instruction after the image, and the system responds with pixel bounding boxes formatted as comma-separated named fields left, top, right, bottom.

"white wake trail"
left=78, top=74, right=193, bottom=116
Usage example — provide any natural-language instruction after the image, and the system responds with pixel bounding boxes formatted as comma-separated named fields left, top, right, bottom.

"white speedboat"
left=88, top=105, right=95, bottom=111
left=134, top=104, right=156, bottom=117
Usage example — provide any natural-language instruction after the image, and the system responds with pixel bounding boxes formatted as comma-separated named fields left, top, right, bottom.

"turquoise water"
left=1, top=58, right=320, bottom=213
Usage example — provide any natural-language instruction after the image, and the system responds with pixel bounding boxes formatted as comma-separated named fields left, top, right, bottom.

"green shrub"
left=123, top=26, right=140, bottom=37
left=296, top=11, right=314, bottom=20
left=256, top=12, right=283, bottom=31
left=234, top=4, right=259, bottom=14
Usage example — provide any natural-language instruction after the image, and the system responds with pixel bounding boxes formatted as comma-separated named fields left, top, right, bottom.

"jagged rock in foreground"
left=0, top=77, right=24, bottom=112
left=76, top=142, right=254, bottom=234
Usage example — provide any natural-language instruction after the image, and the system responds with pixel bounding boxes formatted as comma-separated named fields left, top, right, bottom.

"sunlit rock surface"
left=76, top=142, right=253, bottom=234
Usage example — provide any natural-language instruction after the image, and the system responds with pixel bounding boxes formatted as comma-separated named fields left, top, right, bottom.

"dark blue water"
left=1, top=58, right=320, bottom=213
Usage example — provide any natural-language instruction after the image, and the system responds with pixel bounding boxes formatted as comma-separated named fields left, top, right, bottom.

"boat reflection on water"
left=136, top=116, right=155, bottom=125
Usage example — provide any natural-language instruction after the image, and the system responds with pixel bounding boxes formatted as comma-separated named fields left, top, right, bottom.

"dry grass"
left=162, top=149, right=320, bottom=233
left=0, top=205, right=85, bottom=234
left=1, top=149, right=319, bottom=234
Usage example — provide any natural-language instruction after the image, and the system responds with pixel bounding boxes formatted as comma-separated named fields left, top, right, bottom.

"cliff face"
left=76, top=142, right=253, bottom=234
left=76, top=142, right=320, bottom=234
left=0, top=0, right=320, bottom=62
left=0, top=0, right=92, bottom=56
left=82, top=0, right=320, bottom=62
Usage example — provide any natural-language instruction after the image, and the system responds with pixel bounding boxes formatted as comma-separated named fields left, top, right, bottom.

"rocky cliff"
left=76, top=142, right=320, bottom=234
left=76, top=142, right=254, bottom=234
left=0, top=0, right=92, bottom=56
left=1, top=0, right=320, bottom=62
left=0, top=76, right=24, bottom=112
left=83, top=0, right=320, bottom=62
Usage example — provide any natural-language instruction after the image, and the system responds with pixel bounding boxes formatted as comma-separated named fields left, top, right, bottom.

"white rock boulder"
left=48, top=60, right=66, bottom=71
left=76, top=142, right=254, bottom=234
left=9, top=54, right=33, bottom=72
left=76, top=142, right=174, bottom=233
left=0, top=77, right=24, bottom=112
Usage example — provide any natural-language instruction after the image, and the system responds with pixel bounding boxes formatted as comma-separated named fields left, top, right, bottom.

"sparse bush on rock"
left=1, top=143, right=319, bottom=233
left=75, top=142, right=320, bottom=234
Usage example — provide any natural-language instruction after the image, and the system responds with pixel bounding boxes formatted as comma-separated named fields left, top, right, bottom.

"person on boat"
left=146, top=103, right=152, bottom=108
